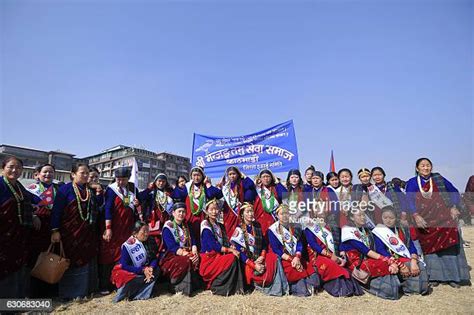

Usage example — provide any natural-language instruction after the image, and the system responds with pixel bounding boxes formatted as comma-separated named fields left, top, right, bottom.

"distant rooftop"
left=0, top=144, right=75, bottom=156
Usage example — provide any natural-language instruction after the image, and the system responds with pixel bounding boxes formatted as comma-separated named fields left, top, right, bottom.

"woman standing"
left=253, top=169, right=287, bottom=236
left=0, top=156, right=37, bottom=298
left=368, top=166, right=407, bottom=224
left=98, top=167, right=139, bottom=294
left=303, top=165, right=316, bottom=191
left=50, top=163, right=103, bottom=300
left=173, top=167, right=223, bottom=247
left=326, top=171, right=340, bottom=192
left=286, top=169, right=307, bottom=223
left=171, top=175, right=188, bottom=200
left=462, top=175, right=474, bottom=225
left=140, top=173, right=174, bottom=249
left=220, top=166, right=256, bottom=237
left=161, top=202, right=201, bottom=296
left=335, top=168, right=354, bottom=227
left=231, top=202, right=288, bottom=296
left=306, top=171, right=341, bottom=252
left=199, top=199, right=244, bottom=296
left=26, top=163, right=59, bottom=297
left=405, top=158, right=470, bottom=288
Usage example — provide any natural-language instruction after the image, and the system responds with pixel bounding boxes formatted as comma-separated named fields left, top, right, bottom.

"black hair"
left=286, top=169, right=303, bottom=189
left=415, top=157, right=433, bottom=173
left=70, top=163, right=89, bottom=180
left=371, top=166, right=386, bottom=177
left=381, top=205, right=396, bottom=215
left=35, top=163, right=56, bottom=173
left=175, top=175, right=187, bottom=187
left=2, top=156, right=23, bottom=169
left=338, top=168, right=353, bottom=179
left=89, top=166, right=100, bottom=174
left=326, top=171, right=338, bottom=182
left=132, top=221, right=148, bottom=234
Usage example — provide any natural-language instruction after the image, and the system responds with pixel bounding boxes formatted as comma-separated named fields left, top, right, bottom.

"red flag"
left=329, top=150, right=336, bottom=173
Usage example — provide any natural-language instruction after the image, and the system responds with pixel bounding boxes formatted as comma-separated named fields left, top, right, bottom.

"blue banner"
left=192, top=120, right=299, bottom=178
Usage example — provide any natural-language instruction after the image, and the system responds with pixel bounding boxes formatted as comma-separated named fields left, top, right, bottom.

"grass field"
left=53, top=226, right=474, bottom=314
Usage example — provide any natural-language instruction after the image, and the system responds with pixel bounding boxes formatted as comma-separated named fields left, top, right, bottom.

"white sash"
left=256, top=186, right=280, bottom=216
left=109, top=182, right=136, bottom=210
left=230, top=227, right=255, bottom=253
left=154, top=190, right=173, bottom=214
left=269, top=222, right=297, bottom=256
left=307, top=224, right=335, bottom=253
left=222, top=184, right=240, bottom=215
left=26, top=183, right=42, bottom=197
left=201, top=219, right=224, bottom=246
left=163, top=220, right=187, bottom=247
left=186, top=182, right=207, bottom=210
left=122, top=237, right=147, bottom=268
left=341, top=225, right=370, bottom=248
left=372, top=225, right=411, bottom=259
left=367, top=184, right=393, bottom=209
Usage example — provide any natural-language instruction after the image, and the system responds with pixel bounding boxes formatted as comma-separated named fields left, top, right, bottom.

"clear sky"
left=1, top=0, right=472, bottom=189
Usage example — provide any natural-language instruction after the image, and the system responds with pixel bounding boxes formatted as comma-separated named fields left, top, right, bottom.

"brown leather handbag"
left=352, top=254, right=370, bottom=284
left=31, top=241, right=70, bottom=284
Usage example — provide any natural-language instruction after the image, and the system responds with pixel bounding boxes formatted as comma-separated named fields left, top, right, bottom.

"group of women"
left=0, top=155, right=471, bottom=302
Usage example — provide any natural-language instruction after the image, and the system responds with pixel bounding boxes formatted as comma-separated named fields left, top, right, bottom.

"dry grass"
left=53, top=227, right=474, bottom=314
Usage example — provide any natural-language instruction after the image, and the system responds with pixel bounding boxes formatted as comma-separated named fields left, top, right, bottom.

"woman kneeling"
left=161, top=202, right=201, bottom=296
left=111, top=222, right=159, bottom=302
left=199, top=199, right=244, bottom=296
left=231, top=203, right=288, bottom=296
left=268, top=205, right=319, bottom=297
left=341, top=210, right=402, bottom=300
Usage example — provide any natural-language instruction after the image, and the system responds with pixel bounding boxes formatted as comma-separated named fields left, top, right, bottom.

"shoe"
left=448, top=282, right=461, bottom=288
left=430, top=281, right=440, bottom=287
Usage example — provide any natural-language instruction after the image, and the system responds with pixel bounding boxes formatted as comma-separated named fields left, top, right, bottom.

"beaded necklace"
left=155, top=189, right=168, bottom=212
left=3, top=177, right=24, bottom=224
left=172, top=219, right=191, bottom=249
left=72, top=183, right=91, bottom=221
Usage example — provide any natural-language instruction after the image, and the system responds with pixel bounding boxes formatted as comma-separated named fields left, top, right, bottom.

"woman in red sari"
left=334, top=168, right=354, bottom=227
left=406, top=158, right=470, bottom=288
left=268, top=205, right=319, bottom=297
left=304, top=205, right=363, bottom=297
left=140, top=173, right=174, bottom=249
left=340, top=209, right=402, bottom=300
left=199, top=199, right=244, bottom=296
left=230, top=202, right=288, bottom=296
left=99, top=167, right=139, bottom=294
left=219, top=166, right=256, bottom=238
left=253, top=169, right=287, bottom=236
left=0, top=156, right=37, bottom=298
left=160, top=202, right=201, bottom=296
left=172, top=167, right=223, bottom=248
left=111, top=221, right=159, bottom=302
left=51, top=163, right=103, bottom=300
